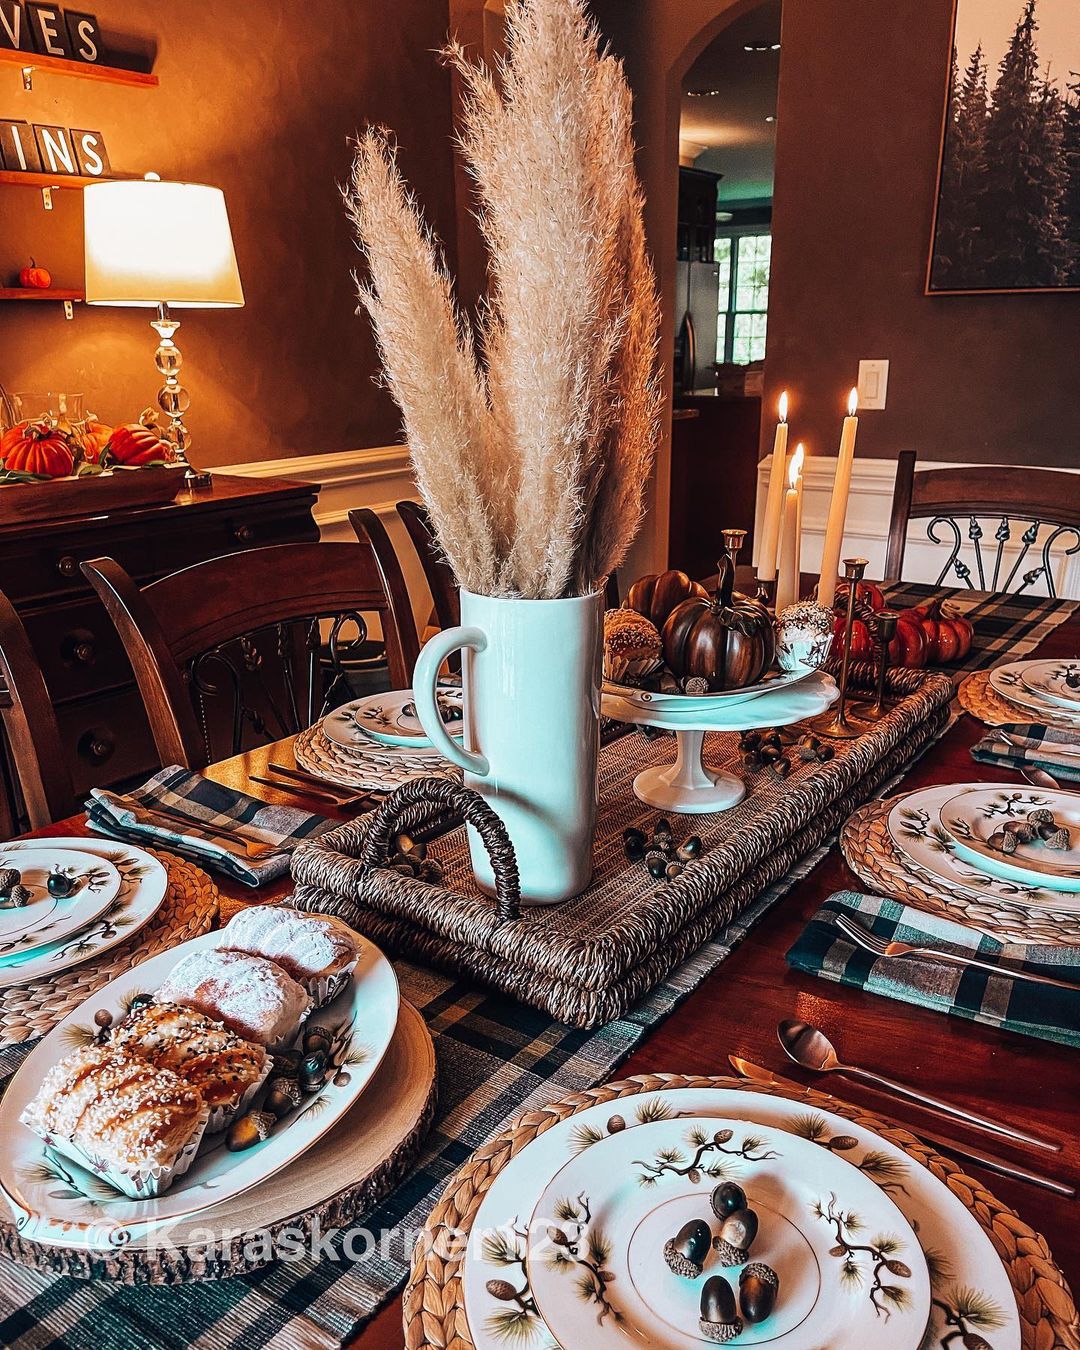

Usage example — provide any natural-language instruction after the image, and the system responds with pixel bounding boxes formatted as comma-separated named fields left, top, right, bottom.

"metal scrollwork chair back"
left=885, top=451, right=1080, bottom=597
left=81, top=535, right=421, bottom=770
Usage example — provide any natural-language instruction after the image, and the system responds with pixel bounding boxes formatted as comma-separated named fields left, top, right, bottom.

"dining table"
left=6, top=600, right=1079, bottom=1346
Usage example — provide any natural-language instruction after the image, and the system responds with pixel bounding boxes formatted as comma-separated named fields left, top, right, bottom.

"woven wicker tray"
left=404, top=1072, right=1079, bottom=1350
left=0, top=850, right=218, bottom=1048
left=294, top=671, right=953, bottom=1028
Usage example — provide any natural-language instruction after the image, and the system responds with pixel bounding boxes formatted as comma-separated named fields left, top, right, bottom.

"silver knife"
left=727, top=1056, right=1075, bottom=1198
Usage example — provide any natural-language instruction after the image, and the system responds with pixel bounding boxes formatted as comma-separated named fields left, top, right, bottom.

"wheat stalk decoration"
left=345, top=0, right=661, bottom=600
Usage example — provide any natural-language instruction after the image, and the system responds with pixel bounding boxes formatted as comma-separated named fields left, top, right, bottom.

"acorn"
left=646, top=853, right=669, bottom=881
left=93, top=1008, right=114, bottom=1029
left=1045, top=827, right=1071, bottom=850
left=265, top=1075, right=303, bottom=1118
left=710, top=1181, right=746, bottom=1219
left=699, top=1275, right=742, bottom=1344
left=663, top=1218, right=712, bottom=1278
left=816, top=743, right=835, bottom=762
left=47, top=868, right=78, bottom=898
left=273, top=1049, right=303, bottom=1077
left=676, top=835, right=703, bottom=863
left=998, top=830, right=1019, bottom=855
left=665, top=861, right=684, bottom=881
left=302, top=1026, right=332, bottom=1057
left=1004, top=820, right=1035, bottom=844
left=623, top=827, right=646, bottom=848
left=739, top=1262, right=779, bottom=1324
left=127, top=992, right=155, bottom=1015
left=226, top=1109, right=275, bottom=1151
left=418, top=859, right=444, bottom=884
left=299, top=1051, right=328, bottom=1093
left=713, top=1207, right=758, bottom=1266
left=0, top=867, right=20, bottom=894
left=772, top=756, right=791, bottom=778
left=606, top=1114, right=626, bottom=1133
left=6, top=884, right=31, bottom=908
left=624, top=828, right=647, bottom=862
left=1028, top=808, right=1055, bottom=827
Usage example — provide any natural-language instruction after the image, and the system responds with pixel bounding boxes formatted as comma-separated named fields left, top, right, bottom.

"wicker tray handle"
left=361, top=777, right=521, bottom=921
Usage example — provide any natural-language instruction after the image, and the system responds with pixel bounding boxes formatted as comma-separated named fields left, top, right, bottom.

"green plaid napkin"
left=787, top=890, right=1080, bottom=1048
left=86, top=765, right=333, bottom=887
left=971, top=724, right=1080, bottom=782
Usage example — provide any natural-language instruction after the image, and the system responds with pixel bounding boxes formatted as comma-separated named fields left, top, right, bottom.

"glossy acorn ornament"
left=663, top=1218, right=712, bottom=1278
left=47, top=866, right=79, bottom=898
left=710, top=1181, right=746, bottom=1219
left=6, top=884, right=31, bottom=908
left=302, top=1026, right=332, bottom=1057
left=739, top=1262, right=779, bottom=1324
left=676, top=835, right=702, bottom=863
left=0, top=868, right=20, bottom=894
left=265, top=1075, right=303, bottom=1118
left=273, top=1048, right=303, bottom=1078
left=699, top=1274, right=742, bottom=1344
left=299, top=1050, right=328, bottom=1093
left=226, top=1109, right=275, bottom=1151
left=712, top=1206, right=758, bottom=1266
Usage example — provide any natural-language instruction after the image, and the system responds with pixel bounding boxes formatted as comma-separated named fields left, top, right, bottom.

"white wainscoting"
left=214, top=446, right=430, bottom=627
left=753, top=456, right=1080, bottom=600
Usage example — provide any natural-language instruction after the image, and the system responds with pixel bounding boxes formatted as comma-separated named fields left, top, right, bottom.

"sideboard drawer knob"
left=56, top=555, right=80, bottom=579
left=233, top=523, right=255, bottom=544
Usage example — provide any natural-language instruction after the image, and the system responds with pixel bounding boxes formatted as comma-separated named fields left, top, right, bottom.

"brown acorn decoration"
left=699, top=1275, right=742, bottom=1344
left=227, top=1109, right=275, bottom=1151
left=299, top=1051, right=328, bottom=1094
left=664, top=1218, right=712, bottom=1279
left=265, top=1076, right=303, bottom=1118
left=6, top=884, right=32, bottom=908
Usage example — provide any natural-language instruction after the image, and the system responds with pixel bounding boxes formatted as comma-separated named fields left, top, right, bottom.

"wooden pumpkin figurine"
left=0, top=420, right=75, bottom=478
left=625, top=569, right=709, bottom=629
left=662, top=556, right=776, bottom=691
left=102, top=409, right=174, bottom=467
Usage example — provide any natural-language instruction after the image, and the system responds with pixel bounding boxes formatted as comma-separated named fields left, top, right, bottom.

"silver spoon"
left=777, top=1019, right=1061, bottom=1153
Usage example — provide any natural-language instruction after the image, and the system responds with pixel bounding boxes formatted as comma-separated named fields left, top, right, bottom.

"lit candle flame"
left=778, top=390, right=789, bottom=423
left=848, top=387, right=858, bottom=417
left=789, top=442, right=804, bottom=488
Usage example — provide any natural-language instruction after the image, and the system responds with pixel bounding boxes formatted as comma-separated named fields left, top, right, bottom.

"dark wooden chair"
left=885, top=450, right=1080, bottom=596
left=81, top=537, right=421, bottom=771
left=0, top=589, right=76, bottom=832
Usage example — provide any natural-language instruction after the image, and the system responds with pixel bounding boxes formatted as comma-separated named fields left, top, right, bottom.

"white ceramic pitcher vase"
left=411, top=589, right=603, bottom=905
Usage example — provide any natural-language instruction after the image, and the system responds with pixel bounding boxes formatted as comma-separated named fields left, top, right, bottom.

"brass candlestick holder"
left=810, top=558, right=871, bottom=739
left=852, top=610, right=898, bottom=722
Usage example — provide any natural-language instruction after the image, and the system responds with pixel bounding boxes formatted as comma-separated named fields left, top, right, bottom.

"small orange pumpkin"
left=0, top=420, right=75, bottom=478
left=18, top=258, right=51, bottom=289
left=74, top=418, right=114, bottom=464
left=103, top=410, right=173, bottom=467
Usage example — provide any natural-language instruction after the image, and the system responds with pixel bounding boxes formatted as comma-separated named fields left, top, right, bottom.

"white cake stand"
left=602, top=672, right=839, bottom=814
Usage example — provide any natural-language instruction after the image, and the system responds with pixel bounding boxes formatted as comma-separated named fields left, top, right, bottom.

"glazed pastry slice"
left=156, top=948, right=311, bottom=1047
left=218, top=905, right=360, bottom=983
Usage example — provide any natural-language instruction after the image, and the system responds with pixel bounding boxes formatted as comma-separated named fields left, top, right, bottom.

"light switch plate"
left=858, top=359, right=889, bottom=409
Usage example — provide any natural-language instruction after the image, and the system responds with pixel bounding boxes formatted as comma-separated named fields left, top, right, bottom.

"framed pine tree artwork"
left=928, top=0, right=1080, bottom=293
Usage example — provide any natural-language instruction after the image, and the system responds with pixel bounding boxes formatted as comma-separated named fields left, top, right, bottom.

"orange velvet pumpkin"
left=103, top=412, right=173, bottom=467
left=74, top=419, right=114, bottom=464
left=0, top=421, right=75, bottom=478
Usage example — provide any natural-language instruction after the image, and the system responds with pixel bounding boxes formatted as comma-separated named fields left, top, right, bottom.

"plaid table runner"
left=0, top=584, right=1074, bottom=1348
left=787, top=890, right=1080, bottom=1049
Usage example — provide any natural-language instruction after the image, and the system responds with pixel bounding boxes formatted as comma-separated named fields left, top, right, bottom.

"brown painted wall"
left=764, top=0, right=1080, bottom=469
left=0, top=0, right=459, bottom=465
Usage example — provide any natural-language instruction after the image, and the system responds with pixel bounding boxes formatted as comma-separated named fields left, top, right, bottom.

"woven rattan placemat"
left=0, top=850, right=218, bottom=1047
left=959, top=669, right=1080, bottom=729
left=405, top=1073, right=1079, bottom=1350
left=294, top=671, right=954, bottom=1027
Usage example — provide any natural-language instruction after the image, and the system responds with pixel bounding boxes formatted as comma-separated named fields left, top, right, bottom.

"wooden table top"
left=18, top=615, right=1080, bottom=1342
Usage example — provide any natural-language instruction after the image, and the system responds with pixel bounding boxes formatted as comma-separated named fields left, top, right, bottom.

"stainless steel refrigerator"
left=674, top=259, right=720, bottom=394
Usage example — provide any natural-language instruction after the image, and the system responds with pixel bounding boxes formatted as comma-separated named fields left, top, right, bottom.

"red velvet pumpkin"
left=0, top=420, right=74, bottom=478
left=661, top=557, right=776, bottom=690
left=898, top=598, right=975, bottom=664
left=626, top=569, right=709, bottom=629
left=103, top=412, right=173, bottom=467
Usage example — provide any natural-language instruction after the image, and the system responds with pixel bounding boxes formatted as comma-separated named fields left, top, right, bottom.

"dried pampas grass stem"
left=346, top=0, right=661, bottom=599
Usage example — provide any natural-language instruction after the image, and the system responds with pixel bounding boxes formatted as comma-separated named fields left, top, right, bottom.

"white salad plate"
left=937, top=786, right=1080, bottom=894
left=988, top=662, right=1080, bottom=727
left=0, top=924, right=400, bottom=1250
left=603, top=666, right=816, bottom=712
left=461, top=1087, right=1018, bottom=1350
left=0, top=847, right=120, bottom=956
left=1019, top=659, right=1080, bottom=709
left=322, top=686, right=464, bottom=750
left=527, top=1116, right=929, bottom=1350
left=0, top=839, right=168, bottom=987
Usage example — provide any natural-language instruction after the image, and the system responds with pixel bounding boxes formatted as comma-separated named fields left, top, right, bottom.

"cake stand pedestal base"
left=632, top=730, right=746, bottom=814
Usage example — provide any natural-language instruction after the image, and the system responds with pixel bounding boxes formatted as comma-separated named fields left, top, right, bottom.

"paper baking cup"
left=202, top=1052, right=273, bottom=1134
left=21, top=1101, right=210, bottom=1200
left=304, top=959, right=357, bottom=1010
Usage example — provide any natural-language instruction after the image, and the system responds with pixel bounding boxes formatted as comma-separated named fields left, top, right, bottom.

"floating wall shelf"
left=0, top=170, right=104, bottom=190
left=0, top=288, right=83, bottom=301
left=0, top=48, right=157, bottom=89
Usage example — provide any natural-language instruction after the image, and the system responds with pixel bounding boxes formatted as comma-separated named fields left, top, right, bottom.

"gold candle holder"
left=852, top=610, right=898, bottom=722
left=810, top=557, right=871, bottom=739
left=721, top=528, right=747, bottom=571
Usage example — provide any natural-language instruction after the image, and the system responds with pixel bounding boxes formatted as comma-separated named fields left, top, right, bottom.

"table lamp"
left=83, top=174, right=244, bottom=487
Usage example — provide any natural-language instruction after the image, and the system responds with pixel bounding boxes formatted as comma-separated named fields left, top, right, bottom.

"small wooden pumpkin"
left=103, top=410, right=173, bottom=467
left=661, top=557, right=776, bottom=691
left=625, top=569, right=708, bottom=629
left=18, top=258, right=51, bottom=289
left=0, top=420, right=75, bottom=478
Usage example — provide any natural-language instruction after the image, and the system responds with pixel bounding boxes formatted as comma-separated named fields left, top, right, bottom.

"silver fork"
left=834, top=911, right=1080, bottom=993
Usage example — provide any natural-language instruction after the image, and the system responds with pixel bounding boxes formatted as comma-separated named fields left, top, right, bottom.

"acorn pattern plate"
left=0, top=847, right=120, bottom=957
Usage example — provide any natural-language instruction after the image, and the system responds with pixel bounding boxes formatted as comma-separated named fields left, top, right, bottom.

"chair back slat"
left=83, top=540, right=420, bottom=771
left=885, top=452, right=1080, bottom=596
left=395, top=500, right=460, bottom=631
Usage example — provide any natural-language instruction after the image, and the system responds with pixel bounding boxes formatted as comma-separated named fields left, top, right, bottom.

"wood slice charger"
left=0, top=1001, right=436, bottom=1282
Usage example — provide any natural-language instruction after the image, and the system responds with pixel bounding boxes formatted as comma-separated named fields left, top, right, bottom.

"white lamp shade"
left=83, top=179, right=244, bottom=308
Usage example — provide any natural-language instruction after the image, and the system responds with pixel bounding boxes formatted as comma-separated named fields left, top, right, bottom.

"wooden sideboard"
left=0, top=475, right=319, bottom=834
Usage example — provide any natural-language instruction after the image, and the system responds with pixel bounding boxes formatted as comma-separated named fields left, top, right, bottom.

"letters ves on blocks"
left=0, top=3, right=102, bottom=62
left=0, top=119, right=110, bottom=176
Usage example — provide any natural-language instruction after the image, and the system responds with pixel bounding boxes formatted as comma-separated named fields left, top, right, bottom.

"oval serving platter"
left=0, top=924, right=399, bottom=1250
left=0, top=847, right=120, bottom=956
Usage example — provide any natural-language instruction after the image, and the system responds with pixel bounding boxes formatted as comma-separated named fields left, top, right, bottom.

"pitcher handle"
left=412, top=626, right=490, bottom=776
